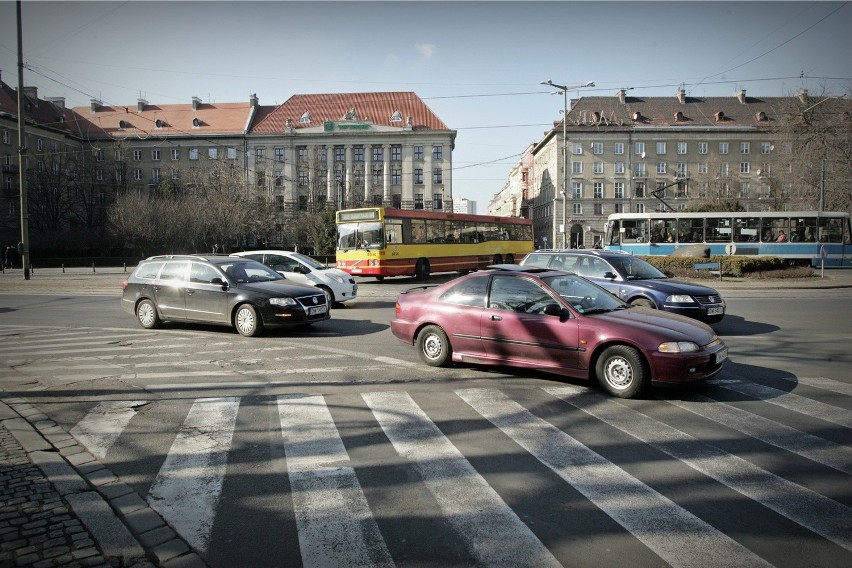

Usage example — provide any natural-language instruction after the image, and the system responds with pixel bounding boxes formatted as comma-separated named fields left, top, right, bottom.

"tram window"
left=762, top=218, right=788, bottom=242
left=819, top=218, right=843, bottom=243
left=620, top=220, right=648, bottom=243
left=678, top=219, right=703, bottom=243
left=734, top=217, right=760, bottom=242
left=650, top=219, right=676, bottom=243
left=790, top=217, right=817, bottom=242
left=705, top=218, right=732, bottom=242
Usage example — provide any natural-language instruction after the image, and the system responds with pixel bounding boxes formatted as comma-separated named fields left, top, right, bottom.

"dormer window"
left=299, top=111, right=311, bottom=124
left=755, top=111, right=768, bottom=122
left=192, top=118, right=201, bottom=128
left=715, top=111, right=726, bottom=122
left=155, top=119, right=165, bottom=128
left=632, top=111, right=642, bottom=121
left=674, top=111, right=684, bottom=121
left=390, top=110, right=402, bottom=122
left=118, top=120, right=128, bottom=130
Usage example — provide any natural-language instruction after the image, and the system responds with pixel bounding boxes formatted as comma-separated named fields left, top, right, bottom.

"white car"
left=231, top=250, right=357, bottom=304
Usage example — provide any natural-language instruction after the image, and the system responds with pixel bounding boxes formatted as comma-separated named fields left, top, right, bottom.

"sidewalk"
left=0, top=397, right=206, bottom=568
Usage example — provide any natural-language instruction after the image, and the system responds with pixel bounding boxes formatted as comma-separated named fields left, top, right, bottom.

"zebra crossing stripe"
left=147, top=397, right=239, bottom=553
left=458, top=388, right=771, bottom=568
left=277, top=394, right=394, bottom=568
left=362, top=391, right=562, bottom=568
left=70, top=401, right=149, bottom=460
left=545, top=385, right=852, bottom=553
left=667, top=393, right=852, bottom=475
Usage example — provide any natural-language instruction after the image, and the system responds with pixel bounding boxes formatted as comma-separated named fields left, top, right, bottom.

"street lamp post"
left=541, top=80, right=594, bottom=249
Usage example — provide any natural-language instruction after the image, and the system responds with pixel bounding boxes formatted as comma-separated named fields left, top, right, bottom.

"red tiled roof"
left=251, top=92, right=450, bottom=133
left=69, top=101, right=255, bottom=140
left=0, top=81, right=75, bottom=136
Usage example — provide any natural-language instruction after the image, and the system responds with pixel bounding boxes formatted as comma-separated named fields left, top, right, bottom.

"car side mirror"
left=543, top=303, right=566, bottom=317
left=604, top=271, right=617, bottom=280
left=211, top=277, right=228, bottom=289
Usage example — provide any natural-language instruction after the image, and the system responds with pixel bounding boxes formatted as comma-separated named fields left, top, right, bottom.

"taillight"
left=121, top=280, right=128, bottom=290
left=395, top=302, right=402, bottom=316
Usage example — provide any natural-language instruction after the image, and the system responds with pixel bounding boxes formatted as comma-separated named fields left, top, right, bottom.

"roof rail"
left=146, top=254, right=210, bottom=261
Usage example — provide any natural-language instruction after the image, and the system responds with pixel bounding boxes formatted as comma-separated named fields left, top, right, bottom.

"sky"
left=1, top=1, right=850, bottom=210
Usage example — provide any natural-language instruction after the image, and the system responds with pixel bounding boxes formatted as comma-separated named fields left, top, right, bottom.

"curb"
left=0, top=397, right=208, bottom=568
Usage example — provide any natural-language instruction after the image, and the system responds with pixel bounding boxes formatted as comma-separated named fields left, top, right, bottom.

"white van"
left=231, top=250, right=357, bottom=304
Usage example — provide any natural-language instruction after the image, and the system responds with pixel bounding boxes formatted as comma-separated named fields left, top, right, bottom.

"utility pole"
left=16, top=0, right=31, bottom=279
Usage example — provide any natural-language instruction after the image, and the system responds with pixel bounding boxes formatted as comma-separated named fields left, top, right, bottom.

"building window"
left=36, top=138, right=44, bottom=152
left=152, top=168, right=160, bottom=183
left=170, top=168, right=178, bottom=180
left=171, top=149, right=180, bottom=160
left=634, top=142, right=645, bottom=155
left=298, top=196, right=308, bottom=211
left=698, top=142, right=708, bottom=155
left=572, top=203, right=582, bottom=215
left=633, top=162, right=646, bottom=177
left=614, top=203, right=624, bottom=213
left=373, top=146, right=383, bottom=161
left=719, top=142, right=729, bottom=155
left=275, top=195, right=284, bottom=211
left=656, top=142, right=666, bottom=155
left=208, top=148, right=218, bottom=160
left=414, top=145, right=424, bottom=160
left=572, top=181, right=582, bottom=199
left=614, top=182, right=624, bottom=199
left=676, top=162, right=687, bottom=177
left=740, top=162, right=750, bottom=174
left=335, top=147, right=345, bottom=162
left=95, top=168, right=103, bottom=181
left=739, top=182, right=750, bottom=198
left=719, top=163, right=729, bottom=176
left=433, top=167, right=443, bottom=184
left=275, top=147, right=285, bottom=162
left=298, top=147, right=308, bottom=161
left=354, top=147, right=364, bottom=162
left=372, top=169, right=382, bottom=185
left=761, top=142, right=772, bottom=154
left=95, top=149, right=104, bottom=162
left=433, top=193, right=443, bottom=210
left=227, top=147, right=237, bottom=160
left=740, top=142, right=750, bottom=154
left=571, top=143, right=583, bottom=155
left=255, top=147, right=265, bottom=161
left=114, top=149, right=122, bottom=161
left=433, top=145, right=443, bottom=160
left=256, top=171, right=266, bottom=187
left=594, top=203, right=603, bottom=215
left=593, top=161, right=604, bottom=174
left=635, top=182, right=646, bottom=198
left=783, top=142, right=793, bottom=154
left=115, top=169, right=123, bottom=183
left=189, top=148, right=199, bottom=161
left=274, top=173, right=283, bottom=187
left=151, top=149, right=160, bottom=161
left=298, top=171, right=308, bottom=187
left=391, top=168, right=401, bottom=185
left=593, top=182, right=603, bottom=199
left=414, top=194, right=424, bottom=209
left=592, top=142, right=603, bottom=155
left=656, top=161, right=667, bottom=174
left=391, top=145, right=402, bottom=161
left=698, top=162, right=708, bottom=174
left=133, top=169, right=143, bottom=181
left=2, top=130, right=9, bottom=144
left=572, top=161, right=583, bottom=174
left=614, top=143, right=624, bottom=155
left=677, top=142, right=687, bottom=155
left=414, top=168, right=423, bottom=184
left=635, top=203, right=645, bottom=213
left=133, top=150, right=142, bottom=162
left=615, top=161, right=625, bottom=174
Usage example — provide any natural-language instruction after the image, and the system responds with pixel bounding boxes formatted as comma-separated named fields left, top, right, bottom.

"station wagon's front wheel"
left=417, top=325, right=451, bottom=367
left=596, top=345, right=648, bottom=398
left=136, top=299, right=160, bottom=329
left=235, top=304, right=263, bottom=337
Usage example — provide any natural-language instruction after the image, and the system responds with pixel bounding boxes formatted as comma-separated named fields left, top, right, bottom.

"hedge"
left=638, top=255, right=788, bottom=278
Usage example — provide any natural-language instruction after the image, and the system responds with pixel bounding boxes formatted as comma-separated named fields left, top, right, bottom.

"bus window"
left=734, top=217, right=760, bottom=242
left=426, top=220, right=445, bottom=243
left=650, top=219, right=676, bottom=243
left=705, top=218, right=732, bottom=242
left=444, top=222, right=461, bottom=243
left=678, top=219, right=703, bottom=243
left=385, top=219, right=403, bottom=244
left=410, top=219, right=427, bottom=244
left=790, top=217, right=817, bottom=242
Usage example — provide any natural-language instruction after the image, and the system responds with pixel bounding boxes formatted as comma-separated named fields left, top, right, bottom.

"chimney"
left=45, top=97, right=65, bottom=112
left=22, top=86, right=38, bottom=102
left=676, top=89, right=686, bottom=104
left=797, top=89, right=809, bottom=104
left=192, top=96, right=202, bottom=110
left=736, top=89, right=747, bottom=104
left=618, top=89, right=627, bottom=104
left=250, top=93, right=259, bottom=108
left=137, top=98, right=147, bottom=112
left=90, top=99, right=102, bottom=113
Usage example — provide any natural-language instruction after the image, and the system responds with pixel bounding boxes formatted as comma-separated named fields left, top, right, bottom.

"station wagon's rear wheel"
left=235, top=304, right=263, bottom=337
left=417, top=325, right=452, bottom=367
left=136, top=299, right=160, bottom=329
left=596, top=345, right=648, bottom=398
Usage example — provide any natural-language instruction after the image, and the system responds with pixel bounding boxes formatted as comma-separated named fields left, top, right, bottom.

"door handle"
left=490, top=315, right=502, bottom=321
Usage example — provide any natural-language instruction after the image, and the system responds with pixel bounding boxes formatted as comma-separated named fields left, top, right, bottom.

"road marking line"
left=70, top=400, right=148, bottom=459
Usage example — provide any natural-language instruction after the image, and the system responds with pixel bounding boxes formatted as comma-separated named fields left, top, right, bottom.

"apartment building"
left=502, top=89, right=850, bottom=250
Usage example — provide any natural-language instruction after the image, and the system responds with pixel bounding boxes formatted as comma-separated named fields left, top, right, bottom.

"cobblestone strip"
left=0, top=397, right=207, bottom=568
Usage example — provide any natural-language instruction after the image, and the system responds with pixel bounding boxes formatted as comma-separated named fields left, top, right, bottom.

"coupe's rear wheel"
left=136, top=299, right=160, bottom=329
left=595, top=345, right=648, bottom=398
left=235, top=304, right=263, bottom=337
left=417, top=325, right=452, bottom=367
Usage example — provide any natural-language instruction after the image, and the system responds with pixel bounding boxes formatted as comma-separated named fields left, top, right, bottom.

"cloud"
left=415, top=43, right=436, bottom=60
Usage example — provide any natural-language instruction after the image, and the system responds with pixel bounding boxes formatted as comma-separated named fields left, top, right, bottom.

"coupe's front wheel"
left=235, top=304, right=263, bottom=337
left=136, top=299, right=161, bottom=329
left=595, top=345, right=648, bottom=398
left=417, top=325, right=452, bottom=367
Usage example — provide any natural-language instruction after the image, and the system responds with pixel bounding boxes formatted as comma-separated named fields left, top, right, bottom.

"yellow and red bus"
left=335, top=207, right=534, bottom=280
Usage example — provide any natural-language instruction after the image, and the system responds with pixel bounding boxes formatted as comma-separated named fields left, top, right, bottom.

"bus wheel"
left=375, top=276, right=384, bottom=282
left=415, top=259, right=430, bottom=280
left=492, top=254, right=503, bottom=265
left=505, top=254, right=515, bottom=264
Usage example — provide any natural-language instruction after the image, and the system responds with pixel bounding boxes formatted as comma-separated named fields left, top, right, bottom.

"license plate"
left=308, top=305, right=328, bottom=315
left=714, top=347, right=728, bottom=364
left=707, top=306, right=724, bottom=316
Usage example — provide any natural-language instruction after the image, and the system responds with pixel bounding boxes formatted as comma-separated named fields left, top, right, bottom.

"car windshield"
left=607, top=256, right=667, bottom=280
left=221, top=261, right=283, bottom=284
left=541, top=273, right=626, bottom=314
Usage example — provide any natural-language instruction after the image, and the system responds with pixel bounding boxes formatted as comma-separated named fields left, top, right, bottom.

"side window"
left=522, top=254, right=551, bottom=268
left=267, top=255, right=297, bottom=272
left=190, top=263, right=221, bottom=284
left=159, top=261, right=189, bottom=281
left=241, top=253, right=264, bottom=263
left=488, top=276, right=558, bottom=314
left=576, top=257, right=610, bottom=278
left=136, top=262, right=165, bottom=279
left=438, top=275, right=488, bottom=307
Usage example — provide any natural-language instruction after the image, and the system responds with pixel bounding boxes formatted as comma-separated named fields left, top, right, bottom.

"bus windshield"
left=337, top=221, right=385, bottom=250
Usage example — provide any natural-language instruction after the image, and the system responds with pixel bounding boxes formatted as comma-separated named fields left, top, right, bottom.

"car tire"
left=596, top=345, right=649, bottom=398
left=234, top=304, right=263, bottom=337
left=136, top=299, right=161, bottom=329
left=417, top=325, right=452, bottom=367
left=415, top=259, right=430, bottom=281
left=630, top=297, right=655, bottom=309
left=318, top=285, right=334, bottom=307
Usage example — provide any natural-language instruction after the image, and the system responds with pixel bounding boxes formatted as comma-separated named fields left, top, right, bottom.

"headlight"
left=269, top=297, right=297, bottom=307
left=331, top=275, right=345, bottom=284
left=658, top=341, right=700, bottom=353
left=666, top=294, right=696, bottom=303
